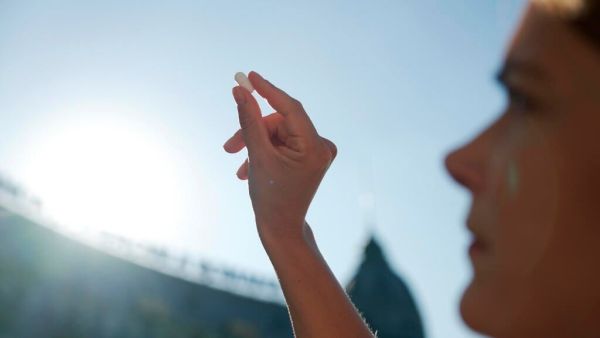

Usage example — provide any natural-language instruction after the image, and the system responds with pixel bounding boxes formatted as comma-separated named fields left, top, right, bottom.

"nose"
left=444, top=140, right=484, bottom=195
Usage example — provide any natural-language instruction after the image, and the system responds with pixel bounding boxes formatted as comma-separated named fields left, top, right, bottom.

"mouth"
left=467, top=219, right=490, bottom=259
left=468, top=237, right=487, bottom=258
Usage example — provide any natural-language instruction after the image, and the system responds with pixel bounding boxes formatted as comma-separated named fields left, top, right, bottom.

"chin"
left=459, top=279, right=497, bottom=337
left=459, top=277, right=529, bottom=338
left=460, top=282, right=485, bottom=332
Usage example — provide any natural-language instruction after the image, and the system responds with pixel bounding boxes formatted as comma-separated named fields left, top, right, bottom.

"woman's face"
left=445, top=4, right=600, bottom=337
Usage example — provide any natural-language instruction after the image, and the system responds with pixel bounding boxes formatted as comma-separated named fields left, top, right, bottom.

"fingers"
left=248, top=71, right=300, bottom=117
left=232, top=86, right=270, bottom=156
left=223, top=112, right=285, bottom=153
left=236, top=158, right=249, bottom=180
left=231, top=139, right=335, bottom=180
left=247, top=71, right=317, bottom=137
left=223, top=129, right=244, bottom=153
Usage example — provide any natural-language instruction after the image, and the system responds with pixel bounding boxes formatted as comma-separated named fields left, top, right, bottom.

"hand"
left=223, top=71, right=337, bottom=242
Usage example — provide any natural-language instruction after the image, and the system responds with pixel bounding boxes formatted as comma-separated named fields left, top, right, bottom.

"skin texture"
left=223, top=4, right=600, bottom=338
left=506, top=160, right=519, bottom=197
left=445, top=5, right=600, bottom=338
left=225, top=72, right=375, bottom=338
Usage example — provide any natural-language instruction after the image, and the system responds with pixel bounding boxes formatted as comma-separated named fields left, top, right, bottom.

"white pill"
left=234, top=72, right=255, bottom=93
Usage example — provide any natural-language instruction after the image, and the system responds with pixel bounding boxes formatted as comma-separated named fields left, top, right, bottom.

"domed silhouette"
left=347, top=237, right=425, bottom=338
left=0, top=176, right=427, bottom=338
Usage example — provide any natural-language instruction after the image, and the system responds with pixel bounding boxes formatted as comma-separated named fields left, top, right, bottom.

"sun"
left=21, top=118, right=185, bottom=242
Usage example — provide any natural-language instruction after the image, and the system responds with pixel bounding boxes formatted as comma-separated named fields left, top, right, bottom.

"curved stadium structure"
left=0, top=176, right=425, bottom=338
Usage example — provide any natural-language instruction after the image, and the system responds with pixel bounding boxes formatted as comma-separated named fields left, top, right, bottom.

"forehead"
left=506, top=5, right=600, bottom=96
left=507, top=6, right=567, bottom=79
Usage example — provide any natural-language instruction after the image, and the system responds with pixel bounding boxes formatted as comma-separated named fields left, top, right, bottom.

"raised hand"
left=224, top=71, right=337, bottom=241
left=223, top=72, right=374, bottom=338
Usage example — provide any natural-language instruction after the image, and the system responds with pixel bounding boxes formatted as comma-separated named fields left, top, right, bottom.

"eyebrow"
left=496, top=58, right=547, bottom=85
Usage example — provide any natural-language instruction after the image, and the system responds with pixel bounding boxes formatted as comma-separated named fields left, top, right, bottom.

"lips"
left=467, top=218, right=490, bottom=258
left=468, top=238, right=487, bottom=258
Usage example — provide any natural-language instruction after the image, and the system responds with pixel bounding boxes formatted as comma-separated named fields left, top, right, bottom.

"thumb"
left=232, top=86, right=270, bottom=156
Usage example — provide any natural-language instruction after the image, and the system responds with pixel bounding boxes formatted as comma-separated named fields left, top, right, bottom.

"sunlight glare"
left=22, top=119, right=185, bottom=242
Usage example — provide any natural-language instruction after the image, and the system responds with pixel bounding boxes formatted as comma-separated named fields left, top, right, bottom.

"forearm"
left=259, top=221, right=375, bottom=338
left=226, top=72, right=361, bottom=336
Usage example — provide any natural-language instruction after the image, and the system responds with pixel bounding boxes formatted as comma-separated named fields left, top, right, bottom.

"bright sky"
left=0, top=1, right=526, bottom=337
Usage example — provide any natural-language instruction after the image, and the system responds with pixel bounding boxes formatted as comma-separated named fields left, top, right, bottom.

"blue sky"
left=0, top=1, right=526, bottom=337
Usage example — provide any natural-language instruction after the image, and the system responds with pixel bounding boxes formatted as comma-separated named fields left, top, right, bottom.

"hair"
left=534, top=0, right=600, bottom=47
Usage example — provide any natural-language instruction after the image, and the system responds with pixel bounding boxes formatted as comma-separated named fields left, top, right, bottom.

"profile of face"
left=445, top=4, right=600, bottom=337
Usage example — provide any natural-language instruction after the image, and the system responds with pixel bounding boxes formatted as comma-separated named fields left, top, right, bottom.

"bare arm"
left=260, top=221, right=374, bottom=338
left=223, top=71, right=375, bottom=338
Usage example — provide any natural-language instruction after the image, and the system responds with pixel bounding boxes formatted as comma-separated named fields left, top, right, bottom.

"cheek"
left=497, top=144, right=559, bottom=277
left=529, top=106, right=600, bottom=329
left=490, top=116, right=560, bottom=281
left=462, top=117, right=561, bottom=335
left=506, top=160, right=519, bottom=198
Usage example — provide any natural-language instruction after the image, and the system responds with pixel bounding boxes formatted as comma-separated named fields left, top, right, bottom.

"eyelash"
left=506, top=86, right=534, bottom=113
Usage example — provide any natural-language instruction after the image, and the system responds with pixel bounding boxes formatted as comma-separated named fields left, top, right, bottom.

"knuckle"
left=322, top=138, right=337, bottom=160
left=289, top=98, right=304, bottom=110
left=309, top=143, right=332, bottom=171
left=319, top=147, right=333, bottom=167
left=238, top=113, right=258, bottom=131
left=288, top=137, right=308, bottom=154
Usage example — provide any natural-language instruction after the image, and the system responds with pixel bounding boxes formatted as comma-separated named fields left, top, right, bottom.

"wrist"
left=257, top=219, right=318, bottom=253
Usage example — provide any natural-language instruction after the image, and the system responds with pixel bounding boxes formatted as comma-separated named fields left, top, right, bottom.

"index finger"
left=248, top=71, right=318, bottom=137
left=248, top=71, right=304, bottom=117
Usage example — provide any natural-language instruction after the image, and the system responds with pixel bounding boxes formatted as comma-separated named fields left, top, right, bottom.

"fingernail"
left=233, top=87, right=246, bottom=105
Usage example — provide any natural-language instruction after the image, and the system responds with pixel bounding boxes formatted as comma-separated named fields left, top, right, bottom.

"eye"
left=506, top=86, right=534, bottom=113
